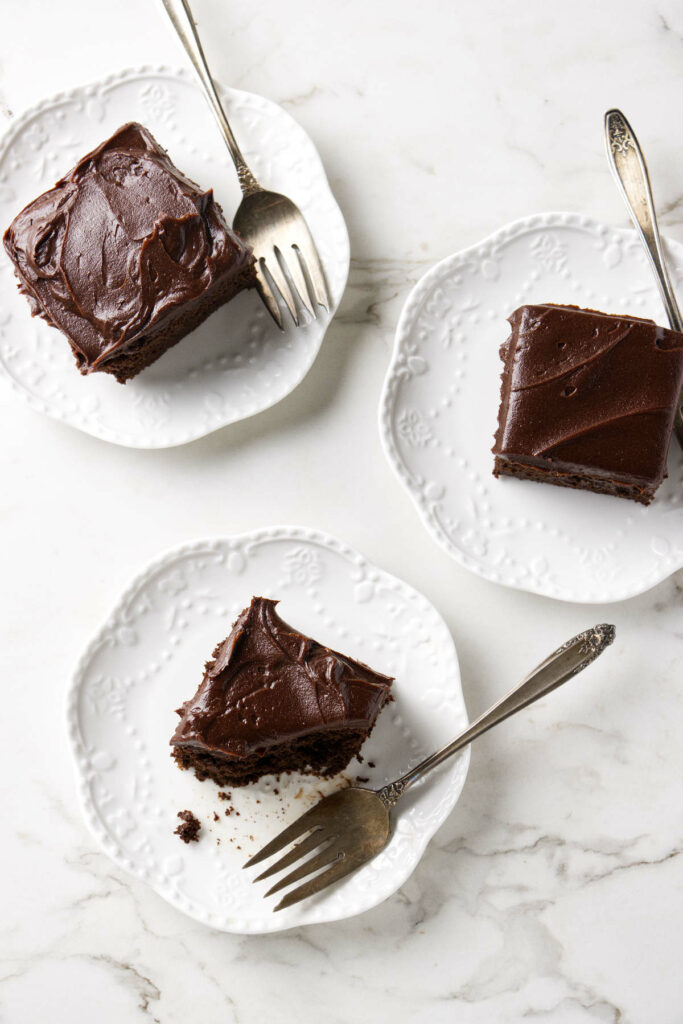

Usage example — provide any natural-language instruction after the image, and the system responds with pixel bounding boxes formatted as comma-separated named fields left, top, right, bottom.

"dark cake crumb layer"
left=173, top=726, right=372, bottom=787
left=493, top=456, right=654, bottom=504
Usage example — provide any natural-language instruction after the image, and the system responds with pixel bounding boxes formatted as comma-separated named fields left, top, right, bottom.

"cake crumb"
left=273, top=788, right=279, bottom=795
left=174, top=810, right=201, bottom=844
left=357, top=776, right=369, bottom=784
left=217, top=791, right=232, bottom=801
left=368, top=761, right=376, bottom=768
left=212, top=812, right=219, bottom=822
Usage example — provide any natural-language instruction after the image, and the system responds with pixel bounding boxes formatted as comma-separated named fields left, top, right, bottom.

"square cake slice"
left=171, top=597, right=394, bottom=786
left=492, top=304, right=683, bottom=504
left=3, top=122, right=255, bottom=383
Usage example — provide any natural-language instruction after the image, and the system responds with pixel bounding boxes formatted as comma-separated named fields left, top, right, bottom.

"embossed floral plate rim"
left=0, top=66, right=350, bottom=447
left=67, top=525, right=469, bottom=933
left=379, top=212, right=683, bottom=603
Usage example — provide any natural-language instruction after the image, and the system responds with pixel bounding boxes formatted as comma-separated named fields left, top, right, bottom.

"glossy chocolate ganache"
left=171, top=597, right=394, bottom=786
left=3, top=123, right=254, bottom=382
left=493, top=304, right=683, bottom=504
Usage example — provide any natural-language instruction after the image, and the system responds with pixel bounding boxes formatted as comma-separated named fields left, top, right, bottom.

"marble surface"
left=1, top=0, right=682, bottom=1021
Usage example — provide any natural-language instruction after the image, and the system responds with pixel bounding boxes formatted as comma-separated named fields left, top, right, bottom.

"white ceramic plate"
left=67, top=527, right=468, bottom=933
left=0, top=67, right=349, bottom=447
left=380, top=212, right=683, bottom=603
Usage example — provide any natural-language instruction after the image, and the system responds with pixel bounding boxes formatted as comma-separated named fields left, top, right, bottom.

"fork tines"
left=256, top=234, right=330, bottom=331
left=244, top=804, right=357, bottom=911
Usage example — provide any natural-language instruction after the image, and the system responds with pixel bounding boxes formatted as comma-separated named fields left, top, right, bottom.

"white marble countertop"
left=1, top=1, right=682, bottom=1021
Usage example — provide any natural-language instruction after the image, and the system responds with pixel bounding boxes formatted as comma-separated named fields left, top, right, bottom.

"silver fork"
left=161, top=0, right=330, bottom=329
left=245, top=623, right=616, bottom=911
left=604, top=108, right=683, bottom=449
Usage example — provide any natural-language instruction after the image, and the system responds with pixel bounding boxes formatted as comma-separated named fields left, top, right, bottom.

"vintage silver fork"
left=604, top=108, right=683, bottom=448
left=245, top=623, right=615, bottom=911
left=161, top=0, right=330, bottom=328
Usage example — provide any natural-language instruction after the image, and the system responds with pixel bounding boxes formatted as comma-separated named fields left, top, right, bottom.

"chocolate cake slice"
left=492, top=304, right=683, bottom=504
left=3, top=122, right=255, bottom=383
left=171, top=597, right=393, bottom=786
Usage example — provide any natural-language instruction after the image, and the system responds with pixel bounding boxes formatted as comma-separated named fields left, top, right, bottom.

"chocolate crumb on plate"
left=174, top=810, right=201, bottom=844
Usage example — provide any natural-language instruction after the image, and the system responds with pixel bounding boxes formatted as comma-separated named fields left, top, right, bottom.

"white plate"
left=0, top=67, right=349, bottom=448
left=67, top=527, right=468, bottom=933
left=380, top=212, right=683, bottom=603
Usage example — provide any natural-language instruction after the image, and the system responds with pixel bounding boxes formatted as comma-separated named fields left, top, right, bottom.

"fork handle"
left=604, top=108, right=683, bottom=447
left=160, top=0, right=262, bottom=196
left=377, top=624, right=615, bottom=808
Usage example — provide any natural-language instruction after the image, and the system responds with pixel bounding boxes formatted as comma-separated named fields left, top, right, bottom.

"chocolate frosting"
left=3, top=123, right=252, bottom=372
left=171, top=598, right=393, bottom=757
left=493, top=304, right=683, bottom=484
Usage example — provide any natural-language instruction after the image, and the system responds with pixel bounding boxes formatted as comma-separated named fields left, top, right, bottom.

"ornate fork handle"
left=378, top=624, right=615, bottom=809
left=605, top=109, right=682, bottom=331
left=604, top=108, right=683, bottom=445
left=161, top=0, right=262, bottom=196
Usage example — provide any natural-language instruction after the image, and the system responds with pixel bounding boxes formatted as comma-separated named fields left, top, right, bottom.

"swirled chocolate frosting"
left=171, top=597, right=393, bottom=758
left=493, top=304, right=683, bottom=503
left=3, top=123, right=253, bottom=378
